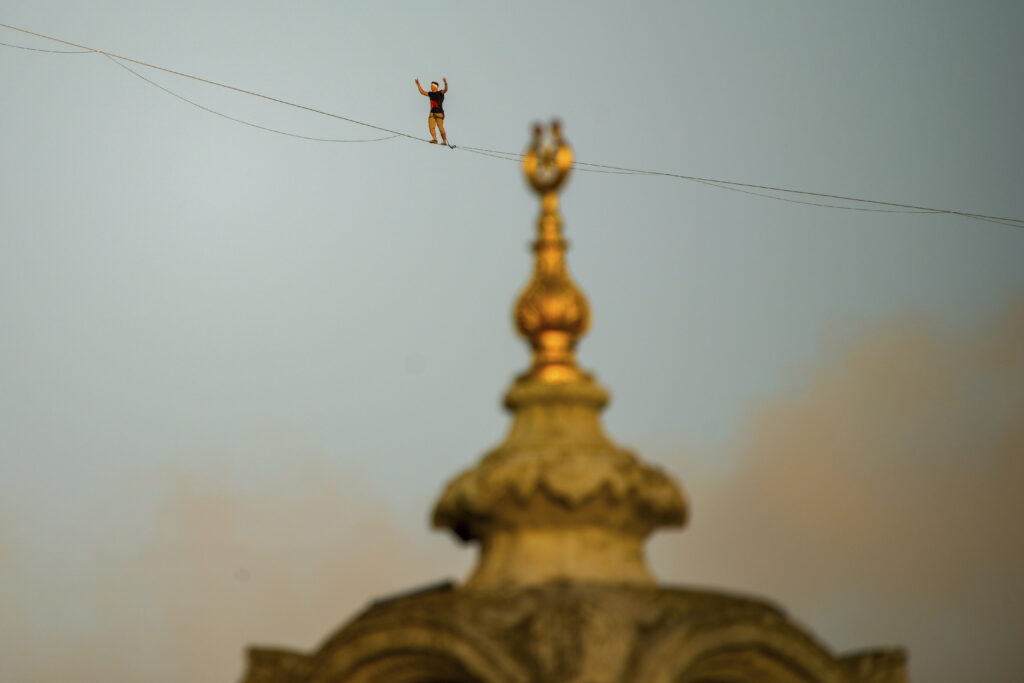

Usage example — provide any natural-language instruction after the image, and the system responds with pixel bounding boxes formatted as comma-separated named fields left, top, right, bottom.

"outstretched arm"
left=415, top=79, right=428, bottom=96
left=442, top=77, right=448, bottom=93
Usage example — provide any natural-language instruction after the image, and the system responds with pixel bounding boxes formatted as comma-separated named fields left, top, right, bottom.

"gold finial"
left=515, top=121, right=590, bottom=383
left=433, top=119, right=687, bottom=587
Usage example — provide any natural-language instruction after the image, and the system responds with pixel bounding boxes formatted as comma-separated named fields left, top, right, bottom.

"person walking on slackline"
left=416, top=77, right=448, bottom=145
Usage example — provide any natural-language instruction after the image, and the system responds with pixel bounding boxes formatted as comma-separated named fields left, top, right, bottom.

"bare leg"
left=428, top=115, right=438, bottom=142
left=437, top=116, right=447, bottom=144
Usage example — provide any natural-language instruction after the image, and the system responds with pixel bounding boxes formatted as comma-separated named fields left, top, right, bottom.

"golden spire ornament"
left=515, top=121, right=590, bottom=383
left=433, top=120, right=687, bottom=588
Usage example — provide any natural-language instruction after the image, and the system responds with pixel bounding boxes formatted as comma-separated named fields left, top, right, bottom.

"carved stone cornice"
left=242, top=583, right=908, bottom=683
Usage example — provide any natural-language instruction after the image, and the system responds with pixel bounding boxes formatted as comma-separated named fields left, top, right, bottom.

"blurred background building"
left=239, top=123, right=907, bottom=683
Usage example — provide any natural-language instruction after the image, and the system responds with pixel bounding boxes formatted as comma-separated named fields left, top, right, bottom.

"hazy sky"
left=2, top=3, right=1022, bottom=682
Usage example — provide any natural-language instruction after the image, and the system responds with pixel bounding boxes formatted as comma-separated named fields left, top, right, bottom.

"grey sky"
left=2, top=2, right=1023, bottom=681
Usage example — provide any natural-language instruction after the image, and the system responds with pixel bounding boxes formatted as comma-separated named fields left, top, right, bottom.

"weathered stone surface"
left=241, top=581, right=907, bottom=683
left=433, top=375, right=687, bottom=588
left=838, top=650, right=909, bottom=683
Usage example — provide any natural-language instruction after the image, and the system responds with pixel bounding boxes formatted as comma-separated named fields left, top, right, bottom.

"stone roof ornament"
left=433, top=121, right=688, bottom=588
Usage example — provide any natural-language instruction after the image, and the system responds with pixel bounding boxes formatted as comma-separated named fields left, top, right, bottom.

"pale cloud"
left=0, top=463, right=466, bottom=682
left=652, top=301, right=1024, bottom=683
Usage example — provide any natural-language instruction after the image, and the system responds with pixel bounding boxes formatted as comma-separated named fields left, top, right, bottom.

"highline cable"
left=3, top=23, right=1022, bottom=229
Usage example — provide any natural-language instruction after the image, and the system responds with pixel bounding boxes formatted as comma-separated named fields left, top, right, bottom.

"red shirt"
left=428, top=90, right=444, bottom=114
